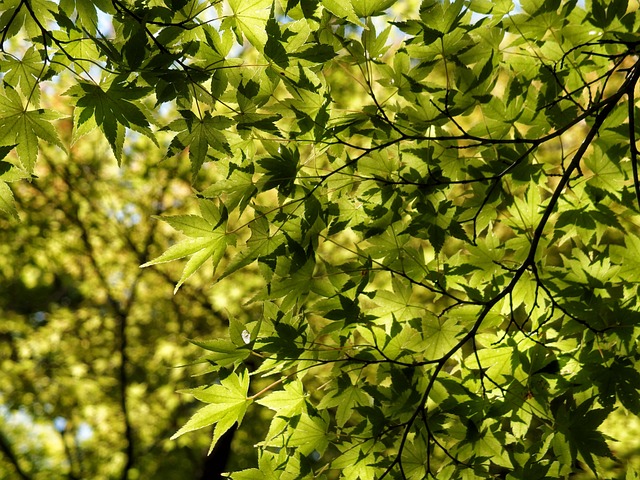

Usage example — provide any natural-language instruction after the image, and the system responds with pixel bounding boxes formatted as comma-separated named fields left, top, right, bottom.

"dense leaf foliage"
left=2, top=0, right=640, bottom=478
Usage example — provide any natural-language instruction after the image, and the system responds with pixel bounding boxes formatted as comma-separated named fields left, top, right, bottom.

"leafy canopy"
left=3, top=0, right=640, bottom=478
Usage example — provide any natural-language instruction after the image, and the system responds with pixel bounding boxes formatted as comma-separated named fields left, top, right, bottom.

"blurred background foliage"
left=0, top=108, right=266, bottom=478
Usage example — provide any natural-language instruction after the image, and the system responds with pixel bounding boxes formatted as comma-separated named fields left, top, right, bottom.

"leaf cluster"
left=3, top=0, right=640, bottom=478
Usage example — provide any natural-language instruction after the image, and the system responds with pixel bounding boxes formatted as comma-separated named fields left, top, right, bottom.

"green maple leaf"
left=317, top=379, right=371, bottom=427
left=57, top=29, right=101, bottom=75
left=257, top=147, right=299, bottom=196
left=141, top=202, right=235, bottom=292
left=402, top=437, right=429, bottom=479
left=507, top=180, right=543, bottom=233
left=372, top=277, right=424, bottom=323
left=322, top=0, right=364, bottom=26
left=65, top=78, right=155, bottom=164
left=554, top=398, right=613, bottom=476
left=190, top=338, right=250, bottom=367
left=0, top=182, right=17, bottom=218
left=173, top=370, right=251, bottom=453
left=289, top=413, right=330, bottom=456
left=142, top=235, right=229, bottom=293
left=200, top=168, right=257, bottom=213
left=352, top=0, right=395, bottom=17
left=0, top=85, right=65, bottom=173
left=256, top=380, right=307, bottom=417
left=333, top=440, right=380, bottom=479
left=64, top=0, right=101, bottom=33
left=422, top=315, right=465, bottom=360
left=227, top=0, right=272, bottom=48
left=0, top=154, right=30, bottom=218
left=165, top=111, right=233, bottom=177
left=221, top=216, right=285, bottom=279
left=1, top=47, right=45, bottom=102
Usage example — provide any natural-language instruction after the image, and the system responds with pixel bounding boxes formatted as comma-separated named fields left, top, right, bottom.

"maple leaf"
left=0, top=85, right=65, bottom=173
left=65, top=78, right=156, bottom=164
left=172, top=370, right=251, bottom=453
left=0, top=151, right=29, bottom=218
left=226, top=0, right=272, bottom=48
left=141, top=200, right=235, bottom=292
left=1, top=47, right=45, bottom=104
left=165, top=110, right=233, bottom=177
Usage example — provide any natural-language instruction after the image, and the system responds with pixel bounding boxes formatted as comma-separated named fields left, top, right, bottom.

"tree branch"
left=0, top=428, right=31, bottom=480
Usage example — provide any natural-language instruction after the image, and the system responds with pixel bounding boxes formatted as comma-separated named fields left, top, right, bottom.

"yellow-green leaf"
left=172, top=371, right=251, bottom=453
left=228, top=0, right=272, bottom=47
